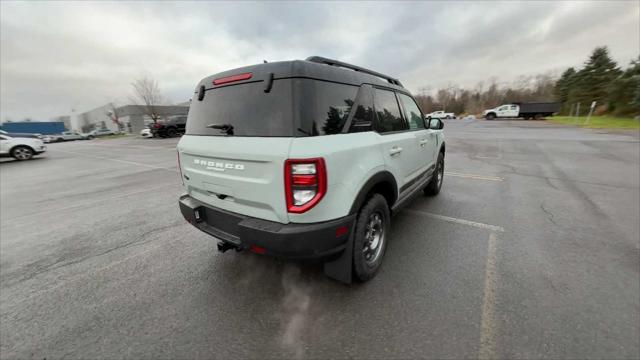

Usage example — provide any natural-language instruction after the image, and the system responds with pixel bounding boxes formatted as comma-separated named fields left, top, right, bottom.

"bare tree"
left=130, top=76, right=164, bottom=123
left=106, top=103, right=124, bottom=132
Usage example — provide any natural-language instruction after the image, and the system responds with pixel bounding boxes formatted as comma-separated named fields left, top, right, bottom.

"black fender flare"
left=349, top=171, right=398, bottom=214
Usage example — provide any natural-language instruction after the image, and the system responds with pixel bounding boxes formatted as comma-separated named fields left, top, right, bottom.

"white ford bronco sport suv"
left=178, top=56, right=445, bottom=283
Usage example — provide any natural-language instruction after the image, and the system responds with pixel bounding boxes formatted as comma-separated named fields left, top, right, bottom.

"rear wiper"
left=206, top=123, right=234, bottom=135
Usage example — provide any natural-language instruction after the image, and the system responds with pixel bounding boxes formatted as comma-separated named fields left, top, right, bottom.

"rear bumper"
left=179, top=194, right=355, bottom=259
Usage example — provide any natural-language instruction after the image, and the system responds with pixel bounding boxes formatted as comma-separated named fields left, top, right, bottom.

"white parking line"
left=445, top=172, right=504, bottom=182
left=3, top=182, right=181, bottom=223
left=49, top=148, right=178, bottom=172
left=404, top=209, right=505, bottom=232
left=479, top=232, right=498, bottom=359
left=404, top=209, right=502, bottom=358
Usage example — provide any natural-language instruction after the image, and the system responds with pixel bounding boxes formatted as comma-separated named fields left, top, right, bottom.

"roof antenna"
left=263, top=60, right=268, bottom=63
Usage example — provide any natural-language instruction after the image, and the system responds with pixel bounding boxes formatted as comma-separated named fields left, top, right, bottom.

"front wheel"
left=11, top=146, right=34, bottom=161
left=424, top=152, right=444, bottom=196
left=486, top=113, right=496, bottom=120
left=353, top=194, right=390, bottom=282
left=166, top=128, right=177, bottom=137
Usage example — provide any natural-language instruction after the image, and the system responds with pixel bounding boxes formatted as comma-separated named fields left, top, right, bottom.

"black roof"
left=196, top=56, right=406, bottom=92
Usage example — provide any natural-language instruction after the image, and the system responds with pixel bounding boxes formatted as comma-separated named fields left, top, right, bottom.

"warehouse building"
left=73, top=103, right=190, bottom=134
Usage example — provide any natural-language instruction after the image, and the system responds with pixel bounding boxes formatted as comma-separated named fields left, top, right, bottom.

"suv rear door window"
left=373, top=88, right=406, bottom=133
left=398, top=93, right=425, bottom=130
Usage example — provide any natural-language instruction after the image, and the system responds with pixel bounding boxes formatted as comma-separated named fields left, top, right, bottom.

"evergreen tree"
left=554, top=67, right=576, bottom=113
left=568, top=46, right=621, bottom=108
left=608, top=56, right=640, bottom=115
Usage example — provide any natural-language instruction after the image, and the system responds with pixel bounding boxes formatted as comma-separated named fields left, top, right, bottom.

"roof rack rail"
left=306, top=56, right=403, bottom=87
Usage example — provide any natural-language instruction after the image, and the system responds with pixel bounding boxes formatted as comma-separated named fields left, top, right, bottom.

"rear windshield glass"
left=186, top=78, right=358, bottom=137
left=186, top=80, right=295, bottom=137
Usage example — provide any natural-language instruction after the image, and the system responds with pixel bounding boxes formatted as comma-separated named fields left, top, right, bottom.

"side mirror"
left=429, top=118, right=444, bottom=130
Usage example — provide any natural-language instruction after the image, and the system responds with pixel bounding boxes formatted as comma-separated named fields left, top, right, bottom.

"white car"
left=425, top=110, right=456, bottom=120
left=45, top=131, right=92, bottom=142
left=140, top=128, right=153, bottom=138
left=0, top=133, right=47, bottom=160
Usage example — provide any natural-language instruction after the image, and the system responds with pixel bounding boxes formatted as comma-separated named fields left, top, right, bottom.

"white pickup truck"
left=425, top=110, right=456, bottom=120
left=46, top=131, right=93, bottom=142
left=483, top=103, right=561, bottom=120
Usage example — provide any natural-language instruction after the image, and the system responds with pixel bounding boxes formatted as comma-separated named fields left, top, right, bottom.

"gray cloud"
left=1, top=0, right=638, bottom=121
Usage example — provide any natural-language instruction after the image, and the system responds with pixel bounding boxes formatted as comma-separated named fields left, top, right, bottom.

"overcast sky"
left=1, top=0, right=638, bottom=121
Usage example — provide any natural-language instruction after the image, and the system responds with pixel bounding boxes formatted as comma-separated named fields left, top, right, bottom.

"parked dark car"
left=150, top=116, right=187, bottom=138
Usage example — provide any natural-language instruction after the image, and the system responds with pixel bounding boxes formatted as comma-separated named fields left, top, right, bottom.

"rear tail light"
left=284, top=158, right=326, bottom=213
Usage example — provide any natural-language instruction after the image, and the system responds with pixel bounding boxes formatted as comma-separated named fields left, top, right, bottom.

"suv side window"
left=348, top=85, right=374, bottom=133
left=398, top=93, right=425, bottom=130
left=373, top=88, right=406, bottom=133
left=308, top=81, right=357, bottom=135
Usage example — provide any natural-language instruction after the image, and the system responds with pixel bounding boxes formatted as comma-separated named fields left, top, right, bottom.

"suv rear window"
left=186, top=79, right=357, bottom=137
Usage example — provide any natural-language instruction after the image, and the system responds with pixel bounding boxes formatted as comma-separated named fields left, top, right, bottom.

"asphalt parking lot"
left=1, top=119, right=639, bottom=359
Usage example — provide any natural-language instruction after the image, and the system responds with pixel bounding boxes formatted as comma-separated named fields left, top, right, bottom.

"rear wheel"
left=166, top=128, right=177, bottom=137
left=424, top=152, right=444, bottom=196
left=534, top=113, right=543, bottom=120
left=353, top=194, right=390, bottom=282
left=11, top=146, right=34, bottom=161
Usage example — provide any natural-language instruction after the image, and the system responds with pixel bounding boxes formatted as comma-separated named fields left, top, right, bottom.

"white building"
left=73, top=103, right=190, bottom=133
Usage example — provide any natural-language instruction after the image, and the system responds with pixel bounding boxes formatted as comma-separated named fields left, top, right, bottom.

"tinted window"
left=398, top=94, right=425, bottom=130
left=187, top=80, right=295, bottom=137
left=168, top=116, right=187, bottom=125
left=349, top=86, right=374, bottom=133
left=299, top=81, right=357, bottom=136
left=373, top=89, right=406, bottom=133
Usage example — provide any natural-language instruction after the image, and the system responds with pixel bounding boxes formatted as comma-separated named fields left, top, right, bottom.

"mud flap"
left=322, top=224, right=355, bottom=284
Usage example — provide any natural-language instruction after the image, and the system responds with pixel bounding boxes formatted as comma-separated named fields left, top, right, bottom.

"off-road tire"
left=353, top=194, right=390, bottom=282
left=424, top=152, right=444, bottom=196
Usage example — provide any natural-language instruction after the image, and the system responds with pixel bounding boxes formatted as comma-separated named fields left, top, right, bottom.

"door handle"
left=389, top=146, right=403, bottom=156
left=419, top=139, right=429, bottom=146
